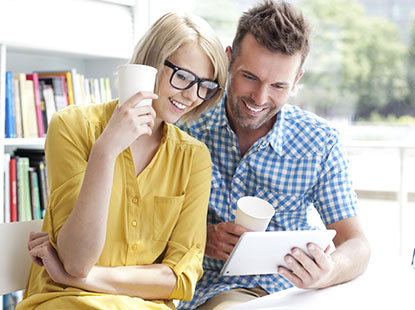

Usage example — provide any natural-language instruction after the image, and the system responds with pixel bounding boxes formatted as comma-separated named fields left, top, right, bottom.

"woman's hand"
left=96, top=91, right=158, bottom=159
left=28, top=232, right=72, bottom=285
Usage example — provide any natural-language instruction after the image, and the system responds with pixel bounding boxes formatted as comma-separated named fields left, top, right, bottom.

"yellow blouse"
left=17, top=100, right=211, bottom=310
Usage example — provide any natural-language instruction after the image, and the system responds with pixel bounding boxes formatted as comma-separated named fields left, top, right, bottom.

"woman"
left=17, top=12, right=227, bottom=310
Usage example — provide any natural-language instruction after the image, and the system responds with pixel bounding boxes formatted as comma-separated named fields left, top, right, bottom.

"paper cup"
left=117, top=64, right=157, bottom=106
left=235, top=196, right=275, bottom=231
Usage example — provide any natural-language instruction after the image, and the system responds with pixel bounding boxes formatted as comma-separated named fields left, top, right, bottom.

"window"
left=145, top=0, right=415, bottom=259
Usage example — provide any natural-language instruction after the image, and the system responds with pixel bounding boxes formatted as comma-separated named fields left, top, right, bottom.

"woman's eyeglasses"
left=164, top=60, right=220, bottom=101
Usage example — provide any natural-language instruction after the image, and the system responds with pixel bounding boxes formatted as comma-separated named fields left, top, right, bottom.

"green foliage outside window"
left=196, top=0, right=415, bottom=122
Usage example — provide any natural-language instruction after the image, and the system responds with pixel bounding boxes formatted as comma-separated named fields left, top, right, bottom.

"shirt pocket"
left=153, top=194, right=185, bottom=242
left=255, top=187, right=309, bottom=231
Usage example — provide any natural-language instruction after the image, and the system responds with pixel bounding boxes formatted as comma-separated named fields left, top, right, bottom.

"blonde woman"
left=18, top=12, right=227, bottom=310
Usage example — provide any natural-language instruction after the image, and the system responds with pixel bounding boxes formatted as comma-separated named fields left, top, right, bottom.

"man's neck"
left=227, top=113, right=275, bottom=157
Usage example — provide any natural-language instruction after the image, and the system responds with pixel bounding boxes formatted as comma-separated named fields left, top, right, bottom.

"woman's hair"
left=231, top=0, right=311, bottom=70
left=129, top=12, right=228, bottom=123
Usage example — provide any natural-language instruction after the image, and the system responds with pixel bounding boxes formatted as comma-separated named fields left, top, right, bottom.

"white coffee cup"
left=235, top=196, right=275, bottom=231
left=117, top=64, right=158, bottom=106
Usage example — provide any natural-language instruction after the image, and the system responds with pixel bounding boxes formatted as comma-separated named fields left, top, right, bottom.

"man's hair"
left=128, top=12, right=228, bottom=122
left=231, top=0, right=311, bottom=68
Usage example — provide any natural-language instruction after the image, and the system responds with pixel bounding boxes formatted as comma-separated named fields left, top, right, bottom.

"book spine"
left=18, top=74, right=39, bottom=138
left=42, top=83, right=57, bottom=123
left=38, top=160, right=48, bottom=216
left=13, top=77, right=23, bottom=138
left=17, top=157, right=32, bottom=221
left=3, top=153, right=11, bottom=223
left=29, top=168, right=42, bottom=220
left=26, top=73, right=45, bottom=137
left=9, top=157, right=18, bottom=222
left=5, top=71, right=16, bottom=138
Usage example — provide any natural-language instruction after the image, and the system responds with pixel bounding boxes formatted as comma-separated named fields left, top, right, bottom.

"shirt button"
left=196, top=243, right=201, bottom=249
left=132, top=197, right=138, bottom=204
left=131, top=243, right=138, bottom=251
left=131, top=220, right=137, bottom=227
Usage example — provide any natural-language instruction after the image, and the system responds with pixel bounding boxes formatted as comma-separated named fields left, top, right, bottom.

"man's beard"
left=227, top=94, right=278, bottom=131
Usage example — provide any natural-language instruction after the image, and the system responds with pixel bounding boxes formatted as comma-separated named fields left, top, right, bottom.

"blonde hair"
left=129, top=12, right=228, bottom=123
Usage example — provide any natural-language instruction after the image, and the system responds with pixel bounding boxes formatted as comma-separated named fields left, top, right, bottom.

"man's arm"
left=278, top=216, right=371, bottom=289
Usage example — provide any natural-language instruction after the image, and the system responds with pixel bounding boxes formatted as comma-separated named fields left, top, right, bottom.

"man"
left=179, top=1, right=371, bottom=309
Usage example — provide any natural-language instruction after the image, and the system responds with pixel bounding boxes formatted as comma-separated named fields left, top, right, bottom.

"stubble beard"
left=227, top=94, right=278, bottom=131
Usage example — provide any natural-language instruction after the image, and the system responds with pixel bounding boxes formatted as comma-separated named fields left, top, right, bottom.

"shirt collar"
left=206, top=96, right=229, bottom=130
left=207, top=94, right=286, bottom=155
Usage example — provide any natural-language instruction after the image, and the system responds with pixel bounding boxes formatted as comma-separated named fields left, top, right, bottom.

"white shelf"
left=3, top=138, right=46, bottom=150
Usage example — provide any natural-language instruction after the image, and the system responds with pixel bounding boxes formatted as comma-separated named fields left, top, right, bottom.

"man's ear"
left=225, top=46, right=232, bottom=62
left=292, top=69, right=304, bottom=91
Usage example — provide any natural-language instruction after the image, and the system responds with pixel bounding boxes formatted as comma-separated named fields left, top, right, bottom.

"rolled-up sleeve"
left=44, top=108, right=93, bottom=248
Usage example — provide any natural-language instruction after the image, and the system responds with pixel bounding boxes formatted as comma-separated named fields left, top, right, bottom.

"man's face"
left=226, top=33, right=303, bottom=132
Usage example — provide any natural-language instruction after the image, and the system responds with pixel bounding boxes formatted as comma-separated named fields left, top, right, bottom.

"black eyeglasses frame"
left=164, top=60, right=221, bottom=101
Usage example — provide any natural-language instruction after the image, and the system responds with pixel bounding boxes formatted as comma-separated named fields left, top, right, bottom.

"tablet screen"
left=220, top=229, right=336, bottom=276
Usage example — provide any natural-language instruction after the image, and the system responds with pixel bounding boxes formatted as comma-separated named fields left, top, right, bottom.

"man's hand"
left=278, top=243, right=333, bottom=289
left=205, top=222, right=250, bottom=261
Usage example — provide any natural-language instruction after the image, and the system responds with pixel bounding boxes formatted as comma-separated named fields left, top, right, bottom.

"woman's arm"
left=28, top=232, right=177, bottom=299
left=54, top=92, right=157, bottom=277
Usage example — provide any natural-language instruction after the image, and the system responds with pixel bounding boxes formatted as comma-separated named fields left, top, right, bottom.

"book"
left=26, top=73, right=46, bottom=137
left=38, top=71, right=75, bottom=106
left=41, top=82, right=57, bottom=123
left=13, top=149, right=48, bottom=214
left=17, top=157, right=32, bottom=221
left=13, top=77, right=23, bottom=138
left=38, top=160, right=48, bottom=216
left=3, top=153, right=11, bottom=223
left=105, top=77, right=112, bottom=102
left=9, top=157, right=18, bottom=222
left=5, top=71, right=16, bottom=138
left=71, top=68, right=82, bottom=105
left=100, top=77, right=107, bottom=102
left=38, top=76, right=68, bottom=111
left=29, top=167, right=42, bottom=220
left=93, top=78, right=101, bottom=104
left=17, top=73, right=38, bottom=138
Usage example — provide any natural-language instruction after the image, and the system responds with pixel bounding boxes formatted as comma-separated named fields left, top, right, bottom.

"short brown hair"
left=231, top=0, right=311, bottom=69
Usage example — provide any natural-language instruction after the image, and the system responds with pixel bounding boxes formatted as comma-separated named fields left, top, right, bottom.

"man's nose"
left=251, top=84, right=268, bottom=106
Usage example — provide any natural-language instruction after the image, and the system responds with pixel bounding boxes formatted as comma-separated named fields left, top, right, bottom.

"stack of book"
left=4, top=70, right=112, bottom=138
left=2, top=149, right=48, bottom=224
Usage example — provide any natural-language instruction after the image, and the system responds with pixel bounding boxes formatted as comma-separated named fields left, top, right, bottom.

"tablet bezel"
left=220, top=229, right=336, bottom=277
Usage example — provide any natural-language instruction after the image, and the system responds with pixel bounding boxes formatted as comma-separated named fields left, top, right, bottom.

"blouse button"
left=131, top=220, right=137, bottom=227
left=131, top=243, right=138, bottom=251
left=196, top=243, right=201, bottom=249
left=132, top=197, right=138, bottom=204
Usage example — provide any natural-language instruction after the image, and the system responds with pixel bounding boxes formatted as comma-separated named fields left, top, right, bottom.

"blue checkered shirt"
left=178, top=97, right=357, bottom=309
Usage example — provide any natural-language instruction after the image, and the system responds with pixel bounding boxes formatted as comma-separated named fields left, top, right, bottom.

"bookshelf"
left=0, top=0, right=137, bottom=307
left=0, top=0, right=134, bottom=223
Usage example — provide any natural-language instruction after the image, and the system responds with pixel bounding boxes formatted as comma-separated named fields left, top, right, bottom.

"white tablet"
left=220, top=229, right=336, bottom=276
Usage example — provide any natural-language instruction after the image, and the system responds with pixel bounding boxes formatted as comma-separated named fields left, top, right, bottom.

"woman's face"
left=152, top=42, right=214, bottom=124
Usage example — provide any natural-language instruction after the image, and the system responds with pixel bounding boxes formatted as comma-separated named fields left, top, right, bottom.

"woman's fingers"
left=121, top=91, right=158, bottom=109
left=28, top=232, right=50, bottom=251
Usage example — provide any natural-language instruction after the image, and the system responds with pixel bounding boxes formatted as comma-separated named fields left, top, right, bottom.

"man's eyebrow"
left=241, top=69, right=258, bottom=78
left=271, top=81, right=290, bottom=87
left=241, top=69, right=290, bottom=87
